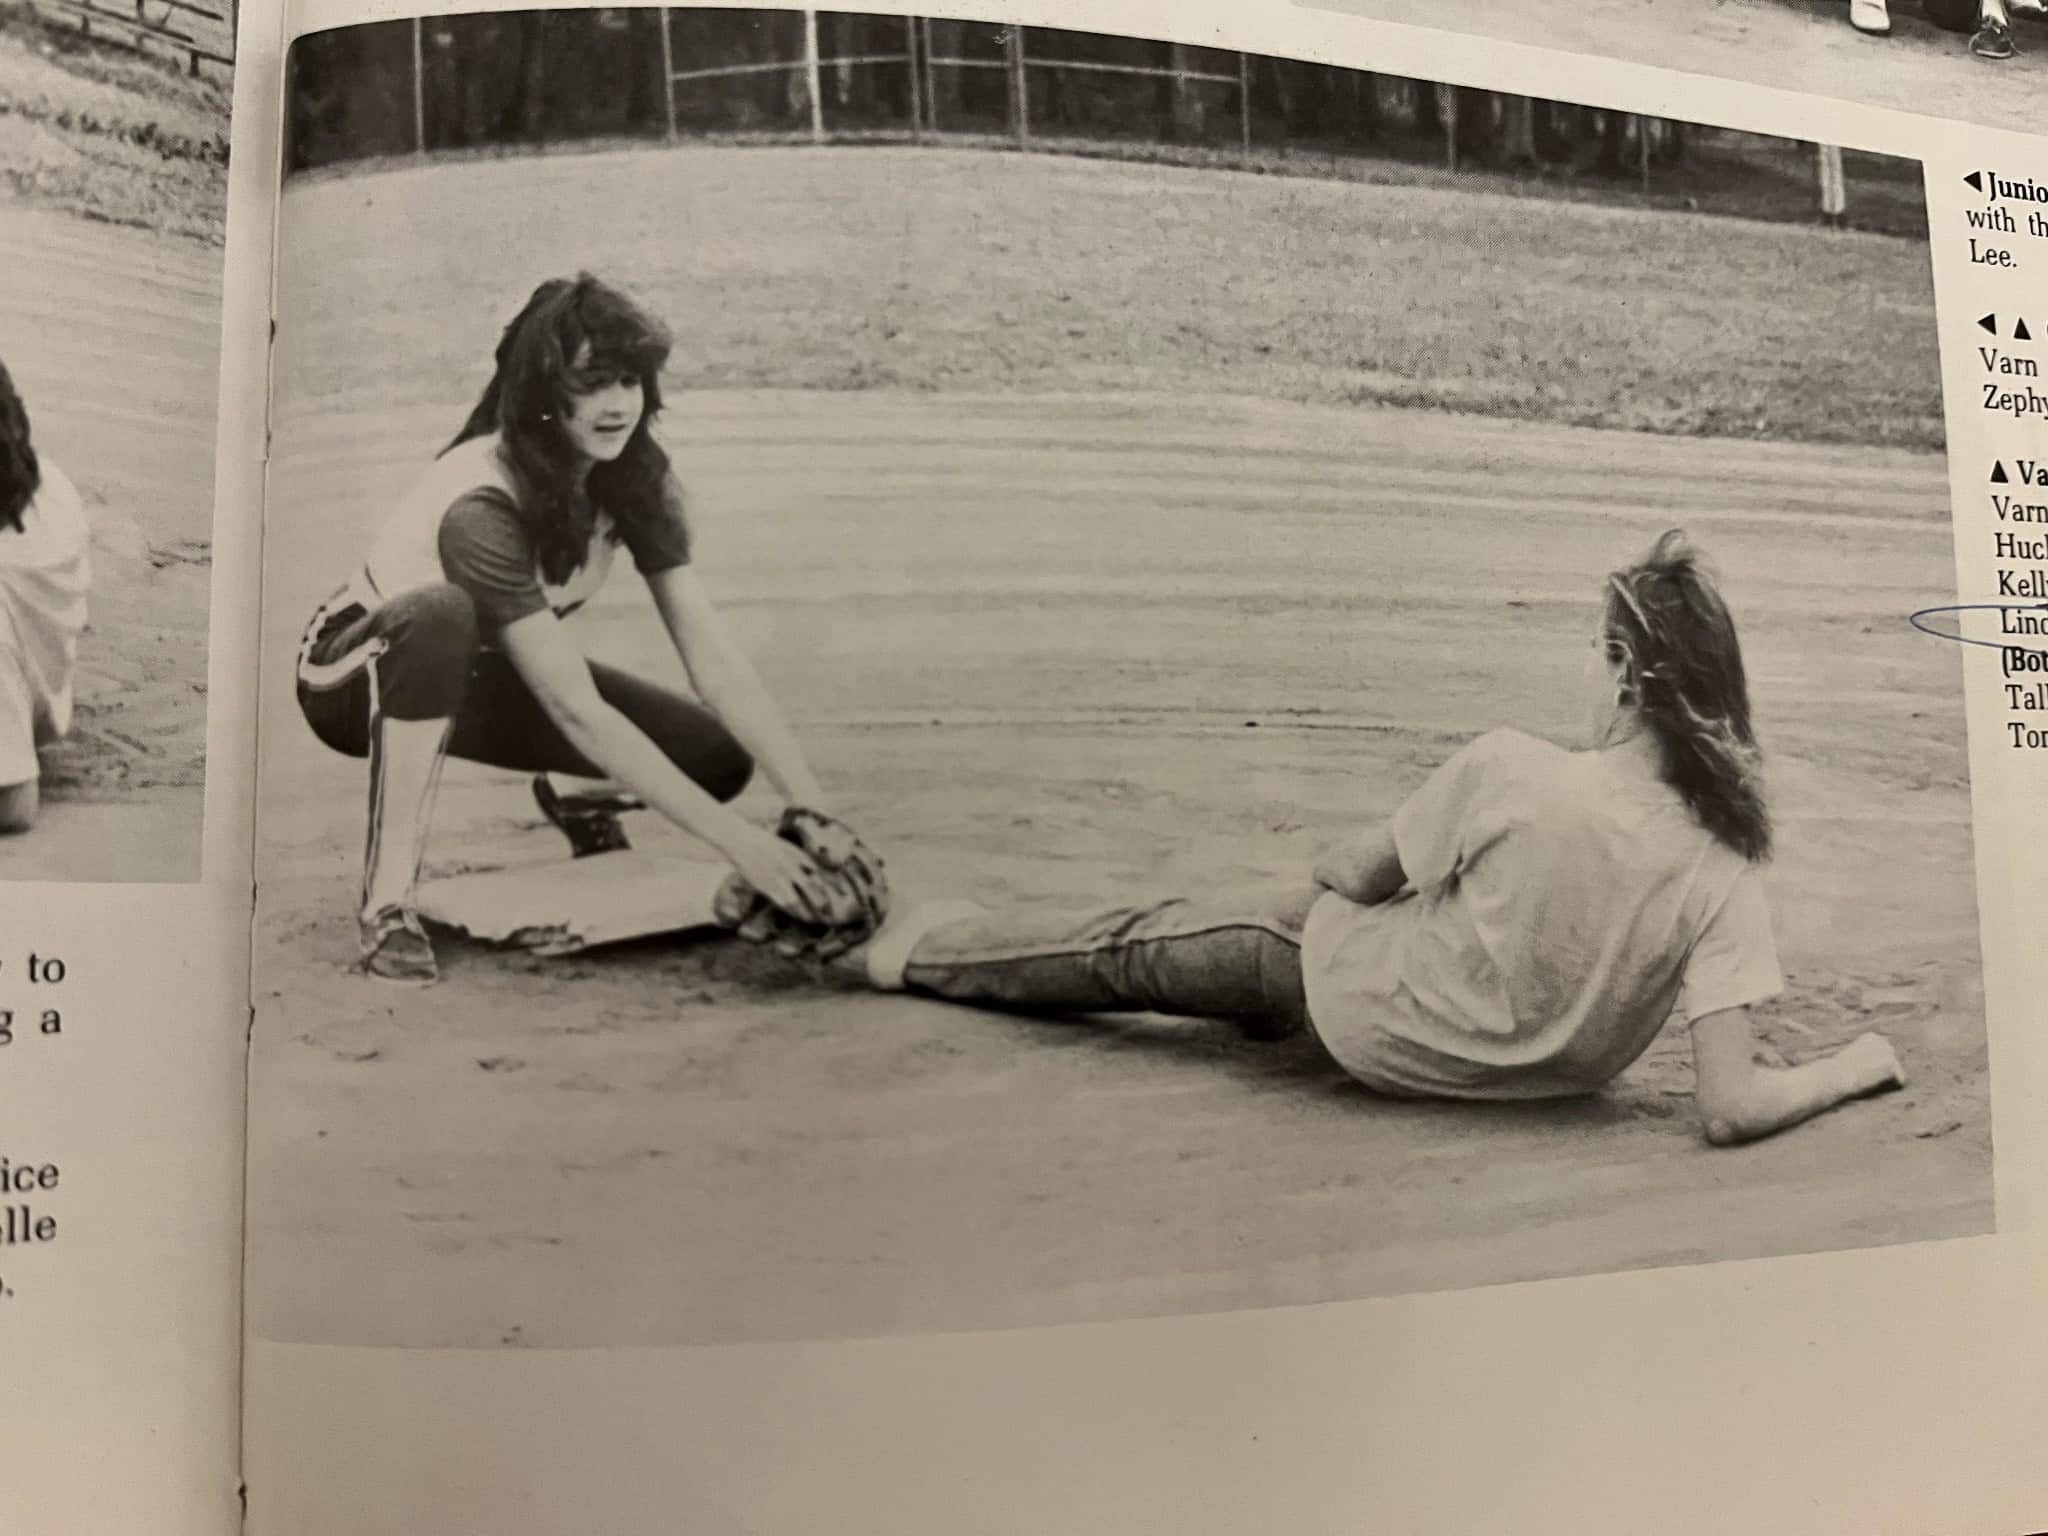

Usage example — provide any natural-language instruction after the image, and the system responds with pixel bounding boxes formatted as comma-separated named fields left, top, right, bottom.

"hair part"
left=445, top=273, right=678, bottom=586
left=1602, top=529, right=1771, bottom=862
left=0, top=359, right=40, bottom=535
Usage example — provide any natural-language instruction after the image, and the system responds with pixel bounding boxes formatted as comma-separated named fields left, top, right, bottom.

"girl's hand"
left=724, top=825, right=834, bottom=922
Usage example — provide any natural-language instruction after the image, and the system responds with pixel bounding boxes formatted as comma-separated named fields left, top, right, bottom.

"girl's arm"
left=647, top=566, right=828, bottom=810
left=1313, top=824, right=1407, bottom=906
left=1690, top=1007, right=1906, bottom=1147
left=498, top=608, right=827, bottom=916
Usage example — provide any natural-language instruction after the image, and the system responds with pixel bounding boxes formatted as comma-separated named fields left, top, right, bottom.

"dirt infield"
left=0, top=203, right=211, bottom=881
left=245, top=401, right=1989, bottom=1346
left=245, top=147, right=1985, bottom=1348
left=1314, top=0, right=2046, bottom=132
left=277, top=145, right=1944, bottom=450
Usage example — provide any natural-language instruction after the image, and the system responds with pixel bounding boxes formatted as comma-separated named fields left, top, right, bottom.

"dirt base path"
left=1317, top=0, right=2042, bottom=132
left=246, top=388, right=1988, bottom=1348
left=0, top=203, right=212, bottom=881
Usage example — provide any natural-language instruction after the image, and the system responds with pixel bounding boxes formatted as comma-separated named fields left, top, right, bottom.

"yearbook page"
left=242, top=1, right=2048, bottom=1530
left=0, top=0, right=274, bottom=1530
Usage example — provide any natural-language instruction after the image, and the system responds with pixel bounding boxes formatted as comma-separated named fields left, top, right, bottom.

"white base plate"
left=417, top=849, right=732, bottom=956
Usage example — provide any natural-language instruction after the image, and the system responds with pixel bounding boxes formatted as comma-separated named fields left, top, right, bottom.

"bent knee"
left=695, top=740, right=754, bottom=804
left=0, top=780, right=40, bottom=833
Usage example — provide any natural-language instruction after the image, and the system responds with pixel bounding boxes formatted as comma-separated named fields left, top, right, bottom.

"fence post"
left=1008, top=27, right=1027, bottom=149
left=906, top=14, right=923, bottom=141
left=922, top=16, right=938, bottom=134
left=658, top=7, right=677, bottom=142
left=1238, top=53, right=1252, bottom=161
left=803, top=10, right=825, bottom=144
left=1167, top=43, right=1191, bottom=142
left=1817, top=143, right=1847, bottom=226
left=411, top=16, right=426, bottom=156
left=1637, top=116, right=1652, bottom=196
left=1436, top=82, right=1457, bottom=173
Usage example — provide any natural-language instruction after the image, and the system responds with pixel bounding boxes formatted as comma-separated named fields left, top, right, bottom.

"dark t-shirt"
left=435, top=482, right=692, bottom=631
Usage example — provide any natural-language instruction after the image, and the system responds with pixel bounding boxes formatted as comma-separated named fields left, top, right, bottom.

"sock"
left=362, top=713, right=452, bottom=919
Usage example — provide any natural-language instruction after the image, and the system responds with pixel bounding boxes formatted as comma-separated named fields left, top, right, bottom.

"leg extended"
left=875, top=884, right=1315, bottom=1038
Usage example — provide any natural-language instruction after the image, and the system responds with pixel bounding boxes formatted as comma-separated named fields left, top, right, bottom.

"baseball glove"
left=712, top=806, right=891, bottom=963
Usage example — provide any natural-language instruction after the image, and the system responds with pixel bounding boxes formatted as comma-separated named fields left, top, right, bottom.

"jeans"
left=903, top=882, right=1317, bottom=1040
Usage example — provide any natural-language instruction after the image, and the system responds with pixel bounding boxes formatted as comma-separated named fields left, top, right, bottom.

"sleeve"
left=1388, top=728, right=1520, bottom=892
left=436, top=488, right=549, bottom=630
left=1676, top=869, right=1785, bottom=1023
left=619, top=474, right=693, bottom=577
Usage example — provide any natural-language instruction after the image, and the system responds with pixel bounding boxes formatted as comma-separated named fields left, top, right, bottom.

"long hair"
left=444, top=273, right=678, bottom=587
left=0, top=359, right=40, bottom=536
left=1601, top=530, right=1771, bottom=862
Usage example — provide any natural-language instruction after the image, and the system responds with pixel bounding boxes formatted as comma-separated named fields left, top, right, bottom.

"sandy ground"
left=1315, top=0, right=2047, bottom=131
left=0, top=202, right=212, bottom=881
left=247, top=381, right=1987, bottom=1347
left=244, top=147, right=1983, bottom=1348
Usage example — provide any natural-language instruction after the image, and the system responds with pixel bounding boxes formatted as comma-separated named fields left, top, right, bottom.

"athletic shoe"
left=1848, top=0, right=1891, bottom=34
left=359, top=905, right=439, bottom=984
left=1974, top=19, right=2017, bottom=56
left=533, top=774, right=637, bottom=858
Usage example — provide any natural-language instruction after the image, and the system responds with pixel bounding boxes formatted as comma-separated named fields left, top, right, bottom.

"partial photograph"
left=1304, top=0, right=2046, bottom=135
left=249, top=9, right=1985, bottom=1349
left=0, top=0, right=228, bottom=880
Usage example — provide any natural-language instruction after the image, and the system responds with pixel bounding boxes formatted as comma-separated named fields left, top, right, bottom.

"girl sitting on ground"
left=0, top=359, right=90, bottom=835
left=858, top=530, right=1905, bottom=1147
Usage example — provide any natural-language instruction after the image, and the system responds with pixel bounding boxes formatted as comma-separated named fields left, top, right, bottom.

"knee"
left=0, top=780, right=40, bottom=833
left=696, top=738, right=754, bottom=804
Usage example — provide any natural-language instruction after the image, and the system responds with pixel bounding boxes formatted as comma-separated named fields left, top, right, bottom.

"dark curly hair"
left=1602, top=530, right=1771, bottom=863
left=444, top=273, right=680, bottom=587
left=0, top=359, right=40, bottom=536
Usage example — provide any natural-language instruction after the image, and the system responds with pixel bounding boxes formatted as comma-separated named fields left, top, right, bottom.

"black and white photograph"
left=246, top=8, right=1988, bottom=1350
left=1306, top=0, right=2048, bottom=134
left=0, top=0, right=228, bottom=881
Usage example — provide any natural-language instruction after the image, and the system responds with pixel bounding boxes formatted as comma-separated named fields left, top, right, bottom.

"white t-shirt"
left=0, top=461, right=90, bottom=780
left=1301, top=728, right=1782, bottom=1100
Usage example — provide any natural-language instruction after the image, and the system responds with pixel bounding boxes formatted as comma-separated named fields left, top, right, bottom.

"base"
left=416, top=849, right=734, bottom=957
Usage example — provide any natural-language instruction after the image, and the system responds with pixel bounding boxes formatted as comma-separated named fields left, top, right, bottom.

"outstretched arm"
left=648, top=566, right=828, bottom=810
left=1690, top=1007, right=1906, bottom=1147
left=1313, top=823, right=1407, bottom=906
left=499, top=608, right=827, bottom=917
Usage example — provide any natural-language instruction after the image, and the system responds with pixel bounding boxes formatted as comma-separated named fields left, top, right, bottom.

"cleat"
left=359, top=904, right=439, bottom=984
left=533, top=774, right=638, bottom=858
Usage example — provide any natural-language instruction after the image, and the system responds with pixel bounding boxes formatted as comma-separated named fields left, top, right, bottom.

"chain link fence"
left=283, top=8, right=1915, bottom=233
